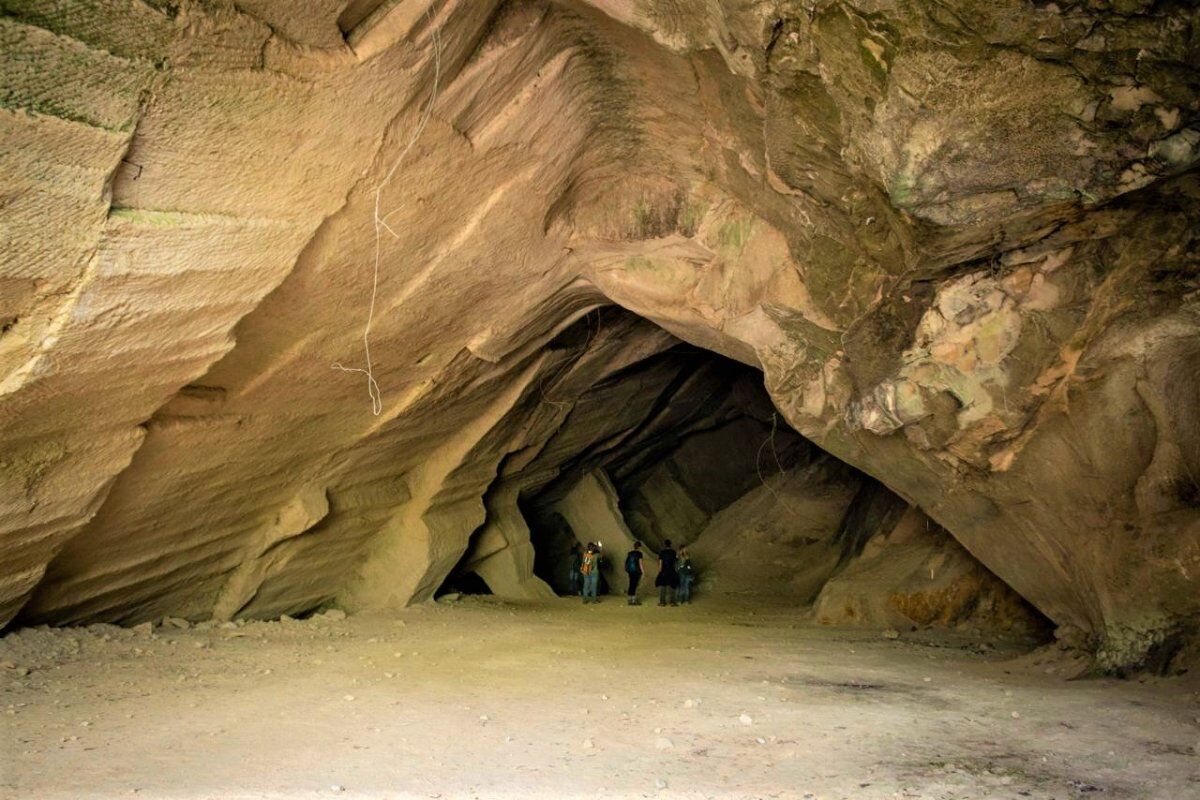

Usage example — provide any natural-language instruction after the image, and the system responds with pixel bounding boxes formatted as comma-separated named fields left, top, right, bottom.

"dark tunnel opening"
left=436, top=308, right=1050, bottom=641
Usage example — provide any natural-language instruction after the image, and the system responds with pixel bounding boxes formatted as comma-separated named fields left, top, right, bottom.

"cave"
left=434, top=313, right=1051, bottom=640
left=2, top=0, right=1199, bottom=797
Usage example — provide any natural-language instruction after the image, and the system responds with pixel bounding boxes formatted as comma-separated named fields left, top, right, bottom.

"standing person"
left=568, top=542, right=583, bottom=596
left=624, top=542, right=645, bottom=605
left=580, top=542, right=601, bottom=604
left=655, top=539, right=679, bottom=607
left=677, top=546, right=695, bottom=604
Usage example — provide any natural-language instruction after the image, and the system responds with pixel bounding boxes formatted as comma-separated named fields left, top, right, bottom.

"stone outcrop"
left=813, top=507, right=1048, bottom=636
left=1, top=1, right=1197, bottom=670
left=687, top=462, right=861, bottom=602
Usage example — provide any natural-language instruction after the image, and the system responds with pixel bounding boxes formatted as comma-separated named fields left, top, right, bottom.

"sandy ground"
left=2, top=596, right=1199, bottom=800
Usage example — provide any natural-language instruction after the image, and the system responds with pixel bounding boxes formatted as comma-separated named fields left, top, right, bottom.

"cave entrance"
left=439, top=308, right=1049, bottom=638
left=516, top=348, right=815, bottom=599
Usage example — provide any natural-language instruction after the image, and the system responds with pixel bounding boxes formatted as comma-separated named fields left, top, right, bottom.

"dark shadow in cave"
left=527, top=512, right=592, bottom=596
left=436, top=570, right=492, bottom=598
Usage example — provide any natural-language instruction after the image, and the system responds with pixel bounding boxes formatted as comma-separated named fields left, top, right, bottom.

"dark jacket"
left=655, top=547, right=679, bottom=588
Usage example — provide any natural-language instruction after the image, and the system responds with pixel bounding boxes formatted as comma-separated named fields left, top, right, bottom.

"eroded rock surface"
left=1, top=0, right=1197, bottom=670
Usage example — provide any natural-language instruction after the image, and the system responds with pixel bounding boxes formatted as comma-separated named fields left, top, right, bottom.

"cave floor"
left=3, top=597, right=1199, bottom=800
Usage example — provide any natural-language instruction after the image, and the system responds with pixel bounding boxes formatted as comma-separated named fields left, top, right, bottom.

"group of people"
left=568, top=540, right=696, bottom=606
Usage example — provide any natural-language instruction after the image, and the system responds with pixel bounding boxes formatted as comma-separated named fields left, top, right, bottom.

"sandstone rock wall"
left=813, top=506, right=1049, bottom=637
left=1, top=0, right=1196, bottom=669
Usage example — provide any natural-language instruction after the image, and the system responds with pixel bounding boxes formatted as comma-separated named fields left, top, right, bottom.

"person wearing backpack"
left=624, top=542, right=645, bottom=605
left=580, top=542, right=601, bottom=604
left=677, top=546, right=696, bottom=604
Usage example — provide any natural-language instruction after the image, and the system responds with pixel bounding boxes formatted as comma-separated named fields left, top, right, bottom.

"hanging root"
left=333, top=23, right=443, bottom=416
left=755, top=412, right=803, bottom=517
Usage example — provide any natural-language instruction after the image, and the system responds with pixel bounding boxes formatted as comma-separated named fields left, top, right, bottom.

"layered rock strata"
left=1, top=0, right=1197, bottom=669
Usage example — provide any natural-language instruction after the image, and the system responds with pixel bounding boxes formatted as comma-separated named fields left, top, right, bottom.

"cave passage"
left=518, top=347, right=815, bottom=599
left=434, top=310, right=1050, bottom=640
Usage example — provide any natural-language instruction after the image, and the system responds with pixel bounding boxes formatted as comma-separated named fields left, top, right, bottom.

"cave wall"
left=1, top=0, right=1197, bottom=668
left=565, top=0, right=1200, bottom=668
left=813, top=506, right=1050, bottom=636
left=617, top=415, right=807, bottom=549
left=544, top=468, right=639, bottom=592
left=685, top=457, right=862, bottom=602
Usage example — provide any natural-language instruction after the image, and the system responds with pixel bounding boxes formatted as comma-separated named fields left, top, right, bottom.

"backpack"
left=625, top=551, right=641, bottom=573
left=581, top=551, right=595, bottom=576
